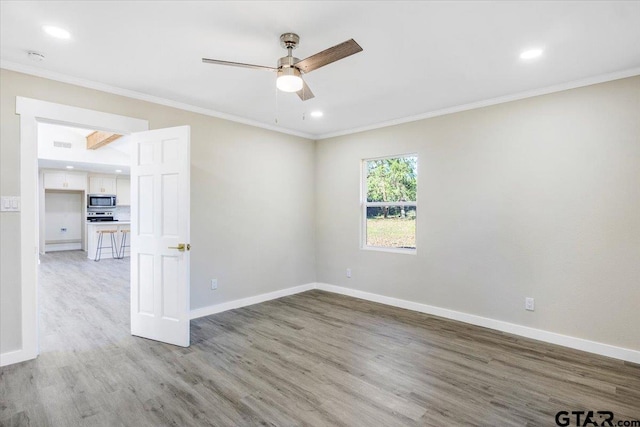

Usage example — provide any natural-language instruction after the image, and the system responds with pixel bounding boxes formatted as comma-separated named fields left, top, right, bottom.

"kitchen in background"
left=37, top=122, right=132, bottom=259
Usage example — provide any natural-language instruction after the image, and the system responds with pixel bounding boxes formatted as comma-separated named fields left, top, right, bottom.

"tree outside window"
left=363, top=155, right=417, bottom=251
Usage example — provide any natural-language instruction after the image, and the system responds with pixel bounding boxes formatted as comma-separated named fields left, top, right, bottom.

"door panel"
left=162, top=174, right=179, bottom=236
left=161, top=255, right=180, bottom=320
left=138, top=254, right=155, bottom=315
left=130, top=125, right=190, bottom=347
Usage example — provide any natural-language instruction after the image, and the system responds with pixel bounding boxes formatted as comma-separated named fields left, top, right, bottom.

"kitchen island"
left=86, top=221, right=131, bottom=260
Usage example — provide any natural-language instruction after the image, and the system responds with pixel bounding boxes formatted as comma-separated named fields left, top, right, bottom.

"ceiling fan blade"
left=202, top=58, right=277, bottom=72
left=297, top=79, right=315, bottom=101
left=295, top=39, right=363, bottom=74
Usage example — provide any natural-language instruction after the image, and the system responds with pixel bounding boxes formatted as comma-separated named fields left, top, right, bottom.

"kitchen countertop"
left=86, top=220, right=131, bottom=225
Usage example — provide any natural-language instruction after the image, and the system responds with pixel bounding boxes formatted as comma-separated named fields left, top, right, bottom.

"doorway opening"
left=36, top=121, right=133, bottom=354
left=12, top=97, right=148, bottom=366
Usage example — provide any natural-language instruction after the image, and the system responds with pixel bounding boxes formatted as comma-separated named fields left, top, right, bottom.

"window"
left=362, top=154, right=417, bottom=253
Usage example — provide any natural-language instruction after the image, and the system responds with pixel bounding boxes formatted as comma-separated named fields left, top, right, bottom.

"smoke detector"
left=28, top=51, right=45, bottom=62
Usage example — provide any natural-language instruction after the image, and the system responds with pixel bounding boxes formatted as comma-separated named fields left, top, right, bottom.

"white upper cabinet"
left=88, top=176, right=101, bottom=193
left=43, top=171, right=65, bottom=189
left=65, top=173, right=88, bottom=190
left=116, top=177, right=131, bottom=206
left=89, top=175, right=117, bottom=194
left=43, top=170, right=87, bottom=190
left=103, top=177, right=116, bottom=194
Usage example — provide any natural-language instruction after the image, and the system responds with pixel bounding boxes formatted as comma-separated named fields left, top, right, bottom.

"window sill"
left=361, top=246, right=417, bottom=255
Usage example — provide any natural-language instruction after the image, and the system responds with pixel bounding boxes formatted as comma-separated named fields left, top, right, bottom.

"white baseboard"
left=45, top=242, right=82, bottom=252
left=0, top=348, right=36, bottom=367
left=190, top=283, right=316, bottom=320
left=314, top=283, right=640, bottom=364
left=189, top=281, right=639, bottom=363
left=5, top=281, right=636, bottom=367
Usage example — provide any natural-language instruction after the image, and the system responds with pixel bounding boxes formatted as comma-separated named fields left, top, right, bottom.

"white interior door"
left=130, top=125, right=190, bottom=347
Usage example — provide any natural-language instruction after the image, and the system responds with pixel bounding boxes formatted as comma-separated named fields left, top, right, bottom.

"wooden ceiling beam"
left=86, top=131, right=122, bottom=150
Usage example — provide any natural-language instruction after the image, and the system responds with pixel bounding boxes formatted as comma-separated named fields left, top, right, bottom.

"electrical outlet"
left=346, top=268, right=352, bottom=278
left=525, top=297, right=535, bottom=311
left=211, top=279, right=218, bottom=290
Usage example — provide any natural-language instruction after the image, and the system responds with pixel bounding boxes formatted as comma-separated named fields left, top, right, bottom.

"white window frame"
left=361, top=153, right=418, bottom=255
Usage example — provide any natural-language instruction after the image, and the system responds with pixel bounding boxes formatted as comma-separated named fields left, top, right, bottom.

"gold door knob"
left=168, top=243, right=190, bottom=251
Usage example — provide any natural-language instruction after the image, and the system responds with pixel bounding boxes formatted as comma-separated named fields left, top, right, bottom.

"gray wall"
left=315, top=76, right=640, bottom=351
left=2, top=68, right=638, bottom=356
left=0, top=69, right=317, bottom=353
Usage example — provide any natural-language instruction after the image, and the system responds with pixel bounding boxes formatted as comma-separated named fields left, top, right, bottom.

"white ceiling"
left=38, top=123, right=131, bottom=174
left=2, top=1, right=640, bottom=139
left=50, top=124, right=95, bottom=138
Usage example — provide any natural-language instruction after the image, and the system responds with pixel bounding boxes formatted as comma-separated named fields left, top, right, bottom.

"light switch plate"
left=0, top=196, right=20, bottom=212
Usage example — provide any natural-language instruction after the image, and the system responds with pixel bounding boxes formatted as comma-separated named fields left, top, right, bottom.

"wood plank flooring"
left=1, top=250, right=638, bottom=426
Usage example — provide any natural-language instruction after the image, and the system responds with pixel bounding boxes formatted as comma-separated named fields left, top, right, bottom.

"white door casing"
left=7, top=97, right=148, bottom=368
left=130, top=125, right=190, bottom=347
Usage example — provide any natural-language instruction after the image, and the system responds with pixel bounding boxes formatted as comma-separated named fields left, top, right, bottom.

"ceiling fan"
left=202, top=33, right=363, bottom=101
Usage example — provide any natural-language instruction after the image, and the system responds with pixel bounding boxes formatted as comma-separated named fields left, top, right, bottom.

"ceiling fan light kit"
left=202, top=32, right=363, bottom=101
left=276, top=46, right=303, bottom=92
left=277, top=67, right=303, bottom=92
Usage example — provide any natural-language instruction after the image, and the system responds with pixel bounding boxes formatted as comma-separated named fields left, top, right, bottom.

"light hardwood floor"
left=1, top=251, right=638, bottom=426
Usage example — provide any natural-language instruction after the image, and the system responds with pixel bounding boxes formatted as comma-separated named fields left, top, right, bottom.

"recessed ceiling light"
left=310, top=111, right=324, bottom=118
left=66, top=165, right=74, bottom=169
left=42, top=25, right=71, bottom=40
left=520, top=48, right=543, bottom=60
left=115, top=169, right=122, bottom=173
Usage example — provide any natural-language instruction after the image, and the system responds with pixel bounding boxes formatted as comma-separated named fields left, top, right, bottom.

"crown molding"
left=3, top=60, right=639, bottom=142
left=0, top=60, right=315, bottom=140
left=316, top=67, right=640, bottom=140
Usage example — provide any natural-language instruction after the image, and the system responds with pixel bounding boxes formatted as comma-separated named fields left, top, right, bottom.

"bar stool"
left=94, top=229, right=118, bottom=261
left=118, top=229, right=130, bottom=259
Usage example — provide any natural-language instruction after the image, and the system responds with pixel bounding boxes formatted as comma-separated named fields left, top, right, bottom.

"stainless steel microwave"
left=87, top=194, right=117, bottom=208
